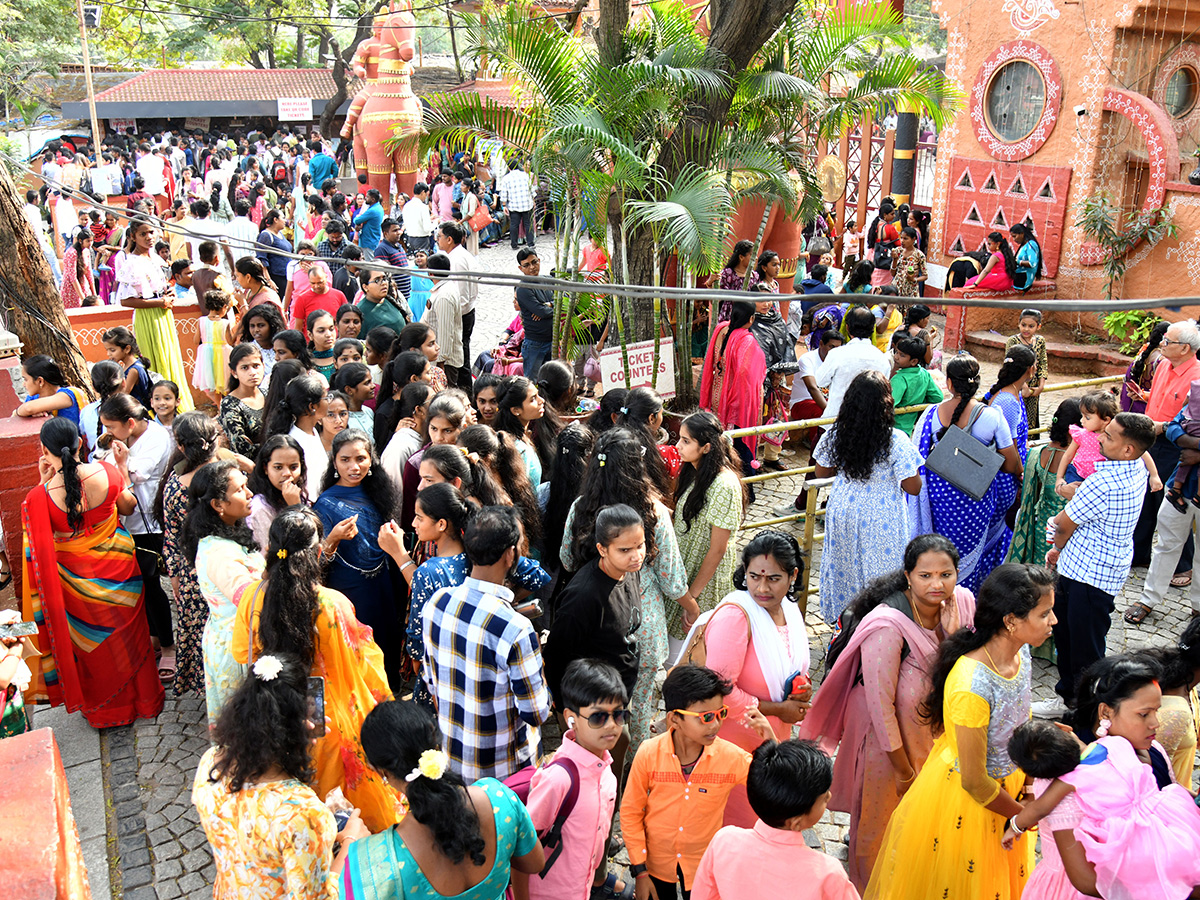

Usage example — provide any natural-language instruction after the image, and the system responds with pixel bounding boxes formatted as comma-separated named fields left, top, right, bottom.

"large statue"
left=352, top=0, right=423, bottom=207
left=340, top=8, right=385, bottom=184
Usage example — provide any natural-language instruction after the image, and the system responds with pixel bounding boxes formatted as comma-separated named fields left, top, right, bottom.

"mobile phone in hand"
left=307, top=676, right=326, bottom=737
left=0, top=621, right=38, bottom=639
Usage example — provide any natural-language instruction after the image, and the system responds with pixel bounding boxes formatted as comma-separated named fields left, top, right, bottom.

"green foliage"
left=1074, top=192, right=1180, bottom=301
left=1103, top=310, right=1162, bottom=355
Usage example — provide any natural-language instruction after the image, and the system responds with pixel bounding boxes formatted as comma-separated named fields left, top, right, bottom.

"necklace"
left=906, top=593, right=926, bottom=629
left=982, top=644, right=1005, bottom=674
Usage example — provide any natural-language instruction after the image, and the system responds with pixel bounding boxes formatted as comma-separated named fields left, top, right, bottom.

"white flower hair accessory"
left=406, top=748, right=450, bottom=782
left=252, top=655, right=283, bottom=682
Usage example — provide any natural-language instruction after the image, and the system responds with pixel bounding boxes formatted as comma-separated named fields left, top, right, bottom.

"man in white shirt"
left=227, top=199, right=261, bottom=262
left=815, top=306, right=890, bottom=418
left=23, top=190, right=62, bottom=288
left=135, top=143, right=166, bottom=197
left=403, top=183, right=435, bottom=252
left=499, top=162, right=535, bottom=250
left=436, top=223, right=477, bottom=389
left=91, top=153, right=123, bottom=197
left=422, top=251, right=464, bottom=383
left=168, top=138, right=186, bottom=182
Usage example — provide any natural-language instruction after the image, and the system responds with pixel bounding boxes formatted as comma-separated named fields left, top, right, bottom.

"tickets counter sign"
left=598, top=337, right=676, bottom=399
left=277, top=98, right=314, bottom=121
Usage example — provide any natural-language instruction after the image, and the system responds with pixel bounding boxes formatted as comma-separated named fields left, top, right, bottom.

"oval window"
left=1165, top=66, right=1199, bottom=118
left=985, top=60, right=1047, bottom=143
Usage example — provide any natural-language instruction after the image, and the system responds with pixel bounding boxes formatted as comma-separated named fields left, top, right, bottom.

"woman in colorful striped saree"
left=21, top=417, right=164, bottom=728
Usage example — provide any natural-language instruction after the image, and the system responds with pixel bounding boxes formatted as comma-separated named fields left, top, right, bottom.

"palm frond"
left=414, top=91, right=546, bottom=157
left=624, top=165, right=733, bottom=271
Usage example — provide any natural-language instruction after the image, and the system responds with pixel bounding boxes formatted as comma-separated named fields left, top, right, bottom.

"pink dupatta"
left=700, top=323, right=767, bottom=454
left=798, top=586, right=976, bottom=754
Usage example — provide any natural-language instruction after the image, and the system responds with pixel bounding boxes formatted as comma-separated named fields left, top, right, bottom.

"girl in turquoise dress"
left=342, top=701, right=545, bottom=900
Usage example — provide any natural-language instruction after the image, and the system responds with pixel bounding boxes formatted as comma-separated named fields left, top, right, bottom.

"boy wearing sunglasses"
left=514, top=659, right=632, bottom=900
left=622, top=666, right=775, bottom=900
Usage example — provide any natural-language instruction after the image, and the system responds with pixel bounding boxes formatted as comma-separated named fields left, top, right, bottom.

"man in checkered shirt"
left=422, top=506, right=551, bottom=781
left=1041, top=412, right=1156, bottom=717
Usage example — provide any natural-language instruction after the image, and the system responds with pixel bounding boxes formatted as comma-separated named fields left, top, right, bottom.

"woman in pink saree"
left=701, top=299, right=766, bottom=493
left=798, top=534, right=976, bottom=891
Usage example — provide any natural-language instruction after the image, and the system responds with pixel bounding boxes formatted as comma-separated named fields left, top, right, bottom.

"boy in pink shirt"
left=691, top=740, right=860, bottom=900
left=513, top=659, right=633, bottom=900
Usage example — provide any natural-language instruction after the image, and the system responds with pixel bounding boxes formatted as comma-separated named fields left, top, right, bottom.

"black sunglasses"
left=579, top=708, right=629, bottom=727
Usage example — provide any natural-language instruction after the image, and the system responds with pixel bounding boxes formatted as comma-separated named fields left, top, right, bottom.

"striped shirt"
left=422, top=577, right=550, bottom=782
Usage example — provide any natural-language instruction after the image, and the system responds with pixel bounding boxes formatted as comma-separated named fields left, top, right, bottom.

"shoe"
left=773, top=502, right=798, bottom=517
left=1031, top=698, right=1068, bottom=719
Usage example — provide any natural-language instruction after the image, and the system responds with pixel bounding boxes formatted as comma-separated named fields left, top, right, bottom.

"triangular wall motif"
left=978, top=240, right=990, bottom=253
left=956, top=169, right=975, bottom=189
left=1019, top=210, right=1034, bottom=228
left=992, top=207, right=1008, bottom=227
left=1036, top=178, right=1055, bottom=200
left=1008, top=175, right=1026, bottom=195
left=980, top=172, right=1000, bottom=192
left=964, top=202, right=984, bottom=224
left=949, top=235, right=967, bottom=253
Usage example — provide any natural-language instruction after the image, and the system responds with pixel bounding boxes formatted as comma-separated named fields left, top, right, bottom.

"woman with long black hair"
left=494, top=376, right=561, bottom=486
left=263, top=372, right=329, bottom=498
left=618, top=386, right=679, bottom=503
left=964, top=230, right=1018, bottom=292
left=700, top=300, right=766, bottom=498
left=231, top=507, right=399, bottom=832
left=813, top=370, right=924, bottom=624
left=1008, top=222, right=1043, bottom=291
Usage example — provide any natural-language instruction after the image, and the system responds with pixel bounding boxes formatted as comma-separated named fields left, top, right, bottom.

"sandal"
left=1123, top=601, right=1153, bottom=625
left=1167, top=488, right=1189, bottom=514
left=1172, top=571, right=1193, bottom=588
left=0, top=569, right=11, bottom=591
left=158, top=648, right=177, bottom=685
left=590, top=873, right=634, bottom=900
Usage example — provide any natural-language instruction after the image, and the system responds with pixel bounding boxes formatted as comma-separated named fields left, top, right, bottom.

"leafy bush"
left=1103, top=309, right=1161, bottom=355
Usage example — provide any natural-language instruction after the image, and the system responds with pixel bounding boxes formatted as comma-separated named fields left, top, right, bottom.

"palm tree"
left=11, top=95, right=52, bottom=161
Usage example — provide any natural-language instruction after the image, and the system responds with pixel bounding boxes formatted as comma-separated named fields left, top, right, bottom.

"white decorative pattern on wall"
left=970, top=41, right=1063, bottom=162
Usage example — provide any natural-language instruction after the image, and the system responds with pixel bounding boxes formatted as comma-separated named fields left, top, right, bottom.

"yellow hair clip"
left=276, top=548, right=288, bottom=560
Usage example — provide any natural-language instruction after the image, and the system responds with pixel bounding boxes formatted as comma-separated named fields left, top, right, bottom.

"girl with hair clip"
left=397, top=321, right=448, bottom=392
left=908, top=354, right=1024, bottom=593
left=247, top=433, right=309, bottom=549
left=314, top=429, right=405, bottom=683
left=1122, top=320, right=1169, bottom=414
left=560, top=430, right=689, bottom=756
left=180, top=459, right=264, bottom=727
left=494, top=375, right=561, bottom=486
left=541, top=422, right=595, bottom=573
left=864, top=563, right=1056, bottom=900
left=964, top=231, right=1018, bottom=292
left=238, top=301, right=284, bottom=386
left=264, top=372, right=330, bottom=499
left=799, top=534, right=976, bottom=890
left=231, top=507, right=400, bottom=832
left=79, top=360, right=122, bottom=461
left=375, top=351, right=431, bottom=447
left=342, top=700, right=546, bottom=899
left=380, top=382, right=431, bottom=495
left=535, top=360, right=576, bottom=416
left=217, top=343, right=267, bottom=458
left=193, top=652, right=370, bottom=899
left=399, top=393, right=467, bottom=532
left=102, top=326, right=154, bottom=408
left=16, top=354, right=87, bottom=425
left=20, top=417, right=164, bottom=728
left=587, top=387, right=628, bottom=436
left=671, top=411, right=746, bottom=651
left=158, top=412, right=226, bottom=697
left=619, top=386, right=680, bottom=503
left=457, top=425, right=542, bottom=548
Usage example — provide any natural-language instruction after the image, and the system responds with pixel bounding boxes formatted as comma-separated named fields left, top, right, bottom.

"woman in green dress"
left=112, top=218, right=195, bottom=412
left=670, top=411, right=746, bottom=657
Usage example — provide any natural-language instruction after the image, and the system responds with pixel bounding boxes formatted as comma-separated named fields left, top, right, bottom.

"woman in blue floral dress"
left=813, top=371, right=925, bottom=624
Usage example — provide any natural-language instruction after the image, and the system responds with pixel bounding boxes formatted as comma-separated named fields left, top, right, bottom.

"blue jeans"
left=522, top=338, right=552, bottom=380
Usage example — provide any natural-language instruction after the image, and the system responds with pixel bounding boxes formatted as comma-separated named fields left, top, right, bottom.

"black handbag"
left=872, top=221, right=897, bottom=270
left=924, top=404, right=1004, bottom=501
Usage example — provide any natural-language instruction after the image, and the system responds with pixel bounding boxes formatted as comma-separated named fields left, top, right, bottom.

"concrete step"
left=966, top=330, right=1131, bottom=377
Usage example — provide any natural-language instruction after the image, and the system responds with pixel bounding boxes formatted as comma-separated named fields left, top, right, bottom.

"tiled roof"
left=93, top=69, right=344, bottom=104
left=447, top=77, right=523, bottom=107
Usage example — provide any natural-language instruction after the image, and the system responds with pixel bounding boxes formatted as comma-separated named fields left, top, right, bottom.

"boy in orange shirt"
left=621, top=666, right=774, bottom=900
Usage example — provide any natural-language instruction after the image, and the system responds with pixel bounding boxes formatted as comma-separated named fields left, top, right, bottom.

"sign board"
left=598, top=337, right=676, bottom=399
left=277, top=98, right=314, bottom=122
left=109, top=118, right=137, bottom=134
left=184, top=117, right=211, bottom=131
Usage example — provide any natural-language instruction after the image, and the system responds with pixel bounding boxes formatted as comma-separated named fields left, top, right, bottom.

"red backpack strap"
left=537, top=758, right=580, bottom=876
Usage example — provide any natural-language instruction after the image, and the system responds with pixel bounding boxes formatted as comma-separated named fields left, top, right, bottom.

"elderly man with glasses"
left=355, top=264, right=409, bottom=335
left=1126, top=319, right=1200, bottom=620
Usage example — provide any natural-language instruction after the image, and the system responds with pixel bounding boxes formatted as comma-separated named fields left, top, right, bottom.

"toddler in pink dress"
left=1056, top=390, right=1161, bottom=499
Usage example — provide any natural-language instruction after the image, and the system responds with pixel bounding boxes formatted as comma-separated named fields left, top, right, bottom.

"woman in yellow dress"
left=232, top=505, right=401, bottom=833
left=865, top=562, right=1057, bottom=900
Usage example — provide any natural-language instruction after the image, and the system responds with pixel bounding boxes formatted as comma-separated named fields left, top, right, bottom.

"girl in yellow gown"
left=865, top=563, right=1057, bottom=900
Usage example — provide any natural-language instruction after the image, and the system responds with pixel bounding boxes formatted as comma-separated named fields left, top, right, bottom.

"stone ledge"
left=965, top=330, right=1132, bottom=376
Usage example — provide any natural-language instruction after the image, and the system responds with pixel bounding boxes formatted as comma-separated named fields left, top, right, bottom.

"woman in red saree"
left=701, top=299, right=767, bottom=498
left=21, top=418, right=164, bottom=728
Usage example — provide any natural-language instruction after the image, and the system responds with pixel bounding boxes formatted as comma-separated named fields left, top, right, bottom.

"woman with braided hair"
left=909, top=354, right=1025, bottom=592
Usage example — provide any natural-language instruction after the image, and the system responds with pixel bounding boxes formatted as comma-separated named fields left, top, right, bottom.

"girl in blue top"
left=102, top=325, right=153, bottom=408
left=1009, top=223, right=1043, bottom=291
left=15, top=355, right=85, bottom=426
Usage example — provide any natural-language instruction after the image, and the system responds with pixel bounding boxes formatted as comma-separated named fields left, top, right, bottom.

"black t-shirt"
left=545, top=557, right=642, bottom=707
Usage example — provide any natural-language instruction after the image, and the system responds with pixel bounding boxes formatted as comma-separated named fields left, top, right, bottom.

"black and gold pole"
left=890, top=100, right=920, bottom=206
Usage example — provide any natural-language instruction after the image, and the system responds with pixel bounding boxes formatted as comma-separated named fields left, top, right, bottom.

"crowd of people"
left=9, top=151, right=1200, bottom=900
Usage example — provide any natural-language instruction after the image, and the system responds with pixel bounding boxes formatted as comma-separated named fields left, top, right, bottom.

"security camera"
left=1074, top=105, right=1088, bottom=117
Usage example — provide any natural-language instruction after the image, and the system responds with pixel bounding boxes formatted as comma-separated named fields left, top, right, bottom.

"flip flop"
left=158, top=649, right=177, bottom=685
left=1172, top=571, right=1193, bottom=588
left=1123, top=601, right=1152, bottom=624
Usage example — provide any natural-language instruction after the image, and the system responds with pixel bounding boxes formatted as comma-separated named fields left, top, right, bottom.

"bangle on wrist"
left=1008, top=815, right=1025, bottom=835
left=399, top=559, right=415, bottom=571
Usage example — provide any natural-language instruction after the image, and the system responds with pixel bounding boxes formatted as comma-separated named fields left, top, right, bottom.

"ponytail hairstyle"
left=923, top=563, right=1054, bottom=734
left=260, top=359, right=305, bottom=430
left=71, top=227, right=89, bottom=282
left=494, top=376, right=560, bottom=477
left=421, top=442, right=472, bottom=489
left=825, top=534, right=959, bottom=670
left=380, top=351, right=430, bottom=424
left=593, top=503, right=645, bottom=548
left=306, top=310, right=335, bottom=350
left=209, top=652, right=313, bottom=792
left=1047, top=398, right=1082, bottom=447
left=226, top=343, right=264, bottom=393
left=321, top=429, right=400, bottom=519
left=987, top=231, right=1019, bottom=282
left=984, top=343, right=1035, bottom=402
left=1071, top=653, right=1164, bottom=744
left=1130, top=320, right=1169, bottom=385
left=258, top=506, right=323, bottom=669
left=618, top=387, right=672, bottom=500
left=180, top=460, right=259, bottom=562
left=720, top=301, right=756, bottom=359
left=458, top=424, right=541, bottom=546
left=153, top=411, right=221, bottom=524
left=102, top=326, right=150, bottom=370
left=399, top=382, right=432, bottom=420
left=397, top=321, right=436, bottom=356
left=1009, top=223, right=1043, bottom=280
left=905, top=304, right=932, bottom=329
left=415, top=482, right=473, bottom=543
left=248, top=433, right=310, bottom=510
left=40, top=418, right=84, bottom=531
left=360, top=700, right=486, bottom=866
left=23, top=354, right=68, bottom=389
left=238, top=302, right=285, bottom=348
left=587, top=388, right=628, bottom=436
left=422, top=393, right=468, bottom=446
left=272, top=329, right=315, bottom=370
left=568, top=428, right=659, bottom=570
left=535, top=360, right=575, bottom=415
left=99, top=392, right=151, bottom=425
left=543, top=423, right=595, bottom=573
left=89, top=359, right=123, bottom=404
left=674, top=410, right=745, bottom=529
left=264, top=372, right=327, bottom=438
left=939, top=354, right=982, bottom=439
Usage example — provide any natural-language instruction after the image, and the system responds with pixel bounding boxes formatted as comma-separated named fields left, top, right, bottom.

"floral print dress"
left=891, top=249, right=927, bottom=298
left=162, top=472, right=207, bottom=698
left=218, top=392, right=266, bottom=458
left=670, top=470, right=743, bottom=640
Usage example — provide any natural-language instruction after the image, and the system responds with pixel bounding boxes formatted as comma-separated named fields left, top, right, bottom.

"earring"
left=1096, top=717, right=1111, bottom=737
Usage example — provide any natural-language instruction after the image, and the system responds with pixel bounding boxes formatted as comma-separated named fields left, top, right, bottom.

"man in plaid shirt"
left=422, top=506, right=551, bottom=781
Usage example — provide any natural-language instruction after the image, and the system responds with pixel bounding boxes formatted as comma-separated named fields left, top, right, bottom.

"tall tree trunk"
left=320, top=43, right=347, bottom=140
left=447, top=4, right=464, bottom=81
left=0, top=161, right=92, bottom=395
left=597, top=0, right=630, bottom=66
left=296, top=26, right=305, bottom=67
